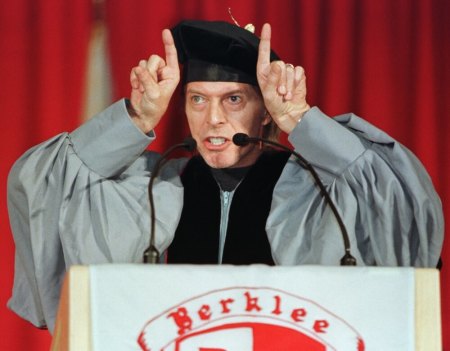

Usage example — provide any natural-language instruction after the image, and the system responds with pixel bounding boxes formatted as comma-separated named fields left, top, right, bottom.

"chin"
left=200, top=148, right=260, bottom=169
left=202, top=155, right=238, bottom=169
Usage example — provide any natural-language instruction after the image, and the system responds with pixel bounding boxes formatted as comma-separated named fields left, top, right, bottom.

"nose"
left=206, top=101, right=226, bottom=126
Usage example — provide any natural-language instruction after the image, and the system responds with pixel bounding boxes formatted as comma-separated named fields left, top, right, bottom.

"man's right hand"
left=129, top=29, right=180, bottom=134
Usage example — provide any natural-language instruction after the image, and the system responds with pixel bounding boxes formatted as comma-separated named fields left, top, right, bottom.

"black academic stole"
left=167, top=151, right=290, bottom=265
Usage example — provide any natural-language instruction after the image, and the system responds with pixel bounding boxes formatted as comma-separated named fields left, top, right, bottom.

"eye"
left=227, top=95, right=242, bottom=104
left=191, top=95, right=206, bottom=104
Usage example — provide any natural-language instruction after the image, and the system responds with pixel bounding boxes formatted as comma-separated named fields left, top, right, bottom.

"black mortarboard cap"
left=171, top=20, right=280, bottom=86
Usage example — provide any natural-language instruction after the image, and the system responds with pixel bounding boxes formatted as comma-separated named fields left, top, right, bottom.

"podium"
left=50, top=265, right=441, bottom=350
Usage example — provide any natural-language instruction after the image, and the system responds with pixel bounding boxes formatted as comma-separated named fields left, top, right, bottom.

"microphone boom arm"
left=234, top=133, right=357, bottom=266
left=144, top=138, right=196, bottom=264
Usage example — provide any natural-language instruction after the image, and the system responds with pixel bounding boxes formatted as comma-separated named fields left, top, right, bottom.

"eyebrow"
left=186, top=88, right=246, bottom=96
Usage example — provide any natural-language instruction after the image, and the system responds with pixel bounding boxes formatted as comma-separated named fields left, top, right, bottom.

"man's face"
left=185, top=81, right=270, bottom=169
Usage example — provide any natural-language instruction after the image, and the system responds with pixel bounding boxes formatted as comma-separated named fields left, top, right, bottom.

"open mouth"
left=204, top=136, right=230, bottom=150
left=208, top=137, right=227, bottom=146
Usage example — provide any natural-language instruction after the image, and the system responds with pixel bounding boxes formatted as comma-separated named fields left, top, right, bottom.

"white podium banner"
left=89, top=265, right=414, bottom=351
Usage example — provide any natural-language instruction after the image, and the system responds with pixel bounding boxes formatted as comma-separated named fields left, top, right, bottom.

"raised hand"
left=129, top=29, right=180, bottom=133
left=256, top=24, right=310, bottom=134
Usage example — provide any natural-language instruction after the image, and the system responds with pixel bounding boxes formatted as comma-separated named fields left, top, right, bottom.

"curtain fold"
left=1, top=0, right=448, bottom=349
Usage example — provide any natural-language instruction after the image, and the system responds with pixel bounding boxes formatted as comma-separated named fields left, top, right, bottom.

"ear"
left=261, top=110, right=271, bottom=126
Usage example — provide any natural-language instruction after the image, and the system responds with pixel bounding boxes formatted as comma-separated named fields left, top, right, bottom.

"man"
left=7, top=20, right=443, bottom=332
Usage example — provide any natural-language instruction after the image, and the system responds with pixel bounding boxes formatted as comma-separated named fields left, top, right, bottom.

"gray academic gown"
left=7, top=99, right=444, bottom=332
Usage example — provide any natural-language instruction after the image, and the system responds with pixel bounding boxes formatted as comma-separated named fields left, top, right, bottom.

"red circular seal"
left=137, top=287, right=365, bottom=351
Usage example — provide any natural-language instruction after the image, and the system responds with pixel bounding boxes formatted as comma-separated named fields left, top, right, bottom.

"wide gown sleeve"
left=7, top=99, right=185, bottom=331
left=267, top=107, right=444, bottom=267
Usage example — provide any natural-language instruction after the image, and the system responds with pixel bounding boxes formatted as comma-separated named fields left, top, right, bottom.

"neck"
left=210, top=166, right=251, bottom=191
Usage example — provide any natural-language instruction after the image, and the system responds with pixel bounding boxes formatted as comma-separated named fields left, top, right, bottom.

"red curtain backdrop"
left=0, top=0, right=92, bottom=350
left=1, top=1, right=448, bottom=349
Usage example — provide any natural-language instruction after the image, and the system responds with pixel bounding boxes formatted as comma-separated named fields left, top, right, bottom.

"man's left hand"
left=257, top=23, right=310, bottom=134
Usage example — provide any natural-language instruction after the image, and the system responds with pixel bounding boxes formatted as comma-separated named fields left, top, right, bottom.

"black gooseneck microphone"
left=232, top=133, right=357, bottom=266
left=143, top=137, right=197, bottom=264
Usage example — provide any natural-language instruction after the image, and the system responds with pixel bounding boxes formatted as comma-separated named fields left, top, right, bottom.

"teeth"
left=209, top=137, right=226, bottom=145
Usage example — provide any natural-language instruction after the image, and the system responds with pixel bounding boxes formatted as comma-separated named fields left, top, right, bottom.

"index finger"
left=162, top=29, right=179, bottom=68
left=257, top=23, right=272, bottom=69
